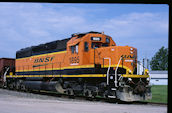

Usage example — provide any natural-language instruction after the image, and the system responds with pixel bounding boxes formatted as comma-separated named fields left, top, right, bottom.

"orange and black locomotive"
left=5, top=31, right=151, bottom=101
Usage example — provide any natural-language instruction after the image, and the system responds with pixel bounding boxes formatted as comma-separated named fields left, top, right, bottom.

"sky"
left=0, top=3, right=169, bottom=62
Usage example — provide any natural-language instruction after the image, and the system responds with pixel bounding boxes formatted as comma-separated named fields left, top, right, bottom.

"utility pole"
left=143, top=58, right=145, bottom=75
left=147, top=59, right=149, bottom=70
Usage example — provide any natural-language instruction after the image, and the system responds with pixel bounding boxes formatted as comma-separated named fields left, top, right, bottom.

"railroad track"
left=1, top=88, right=167, bottom=106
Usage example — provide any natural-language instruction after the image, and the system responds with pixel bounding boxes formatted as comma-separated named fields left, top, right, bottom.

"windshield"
left=91, top=42, right=109, bottom=49
left=92, top=43, right=100, bottom=49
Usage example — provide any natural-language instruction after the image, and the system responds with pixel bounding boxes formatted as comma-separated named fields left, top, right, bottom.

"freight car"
left=0, top=58, right=15, bottom=87
left=5, top=31, right=151, bottom=101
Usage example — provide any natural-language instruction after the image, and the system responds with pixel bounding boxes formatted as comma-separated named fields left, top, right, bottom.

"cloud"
left=101, top=12, right=168, bottom=38
left=0, top=3, right=168, bottom=60
left=94, top=12, right=168, bottom=59
left=0, top=3, right=87, bottom=57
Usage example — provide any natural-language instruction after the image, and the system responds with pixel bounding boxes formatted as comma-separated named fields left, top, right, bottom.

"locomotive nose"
left=111, top=46, right=137, bottom=74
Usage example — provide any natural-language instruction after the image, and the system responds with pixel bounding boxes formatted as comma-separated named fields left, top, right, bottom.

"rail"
left=114, top=57, right=122, bottom=87
left=3, top=67, right=9, bottom=82
left=103, top=58, right=111, bottom=85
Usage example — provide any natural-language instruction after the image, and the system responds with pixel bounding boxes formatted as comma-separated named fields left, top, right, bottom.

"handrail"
left=3, top=67, right=9, bottom=82
left=104, top=58, right=111, bottom=85
left=115, top=57, right=122, bottom=87
left=137, top=61, right=146, bottom=75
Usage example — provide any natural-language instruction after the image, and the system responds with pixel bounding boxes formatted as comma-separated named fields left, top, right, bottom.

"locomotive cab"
left=67, top=31, right=116, bottom=65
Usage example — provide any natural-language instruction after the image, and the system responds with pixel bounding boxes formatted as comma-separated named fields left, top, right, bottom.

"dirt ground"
left=0, top=89, right=167, bottom=113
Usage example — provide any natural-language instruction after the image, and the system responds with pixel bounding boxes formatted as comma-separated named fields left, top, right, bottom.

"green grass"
left=146, top=85, right=168, bottom=104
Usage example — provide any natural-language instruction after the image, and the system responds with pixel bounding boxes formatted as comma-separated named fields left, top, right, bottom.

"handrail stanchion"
left=4, top=67, right=9, bottom=83
left=104, top=58, right=111, bottom=85
left=115, top=57, right=122, bottom=87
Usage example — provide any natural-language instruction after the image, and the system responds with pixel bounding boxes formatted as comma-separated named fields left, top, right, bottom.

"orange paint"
left=16, top=32, right=137, bottom=74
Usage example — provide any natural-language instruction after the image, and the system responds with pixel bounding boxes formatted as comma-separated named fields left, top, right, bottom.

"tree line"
left=150, top=46, right=168, bottom=70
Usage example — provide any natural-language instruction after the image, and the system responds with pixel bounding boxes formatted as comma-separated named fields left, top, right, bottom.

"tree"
left=150, top=46, right=168, bottom=70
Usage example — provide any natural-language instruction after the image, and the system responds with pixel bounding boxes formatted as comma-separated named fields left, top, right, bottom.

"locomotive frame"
left=4, top=31, right=152, bottom=101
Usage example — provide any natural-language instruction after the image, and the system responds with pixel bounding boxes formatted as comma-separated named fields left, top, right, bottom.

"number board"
left=91, top=37, right=101, bottom=41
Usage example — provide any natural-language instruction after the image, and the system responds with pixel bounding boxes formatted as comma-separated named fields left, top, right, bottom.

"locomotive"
left=5, top=31, right=151, bottom=101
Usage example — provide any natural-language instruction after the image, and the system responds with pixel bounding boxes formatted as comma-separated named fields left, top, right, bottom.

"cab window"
left=84, top=42, right=88, bottom=51
left=106, top=37, right=110, bottom=43
left=75, top=45, right=78, bottom=53
left=71, top=46, right=75, bottom=54
left=70, top=44, right=79, bottom=54
left=91, top=42, right=101, bottom=49
left=102, top=43, right=109, bottom=47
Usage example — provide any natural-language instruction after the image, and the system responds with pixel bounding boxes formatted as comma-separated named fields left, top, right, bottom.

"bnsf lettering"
left=34, top=57, right=54, bottom=63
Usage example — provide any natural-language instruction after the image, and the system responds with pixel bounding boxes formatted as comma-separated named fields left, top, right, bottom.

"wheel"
left=15, top=81, right=20, bottom=90
left=67, top=88, right=74, bottom=95
left=10, top=82, right=15, bottom=90
left=20, top=84, right=26, bottom=91
left=84, top=89, right=94, bottom=98
left=2, top=82, right=7, bottom=89
left=102, top=90, right=109, bottom=98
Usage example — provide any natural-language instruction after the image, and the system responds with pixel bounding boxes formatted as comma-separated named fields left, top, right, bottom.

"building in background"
left=137, top=59, right=168, bottom=85
left=149, top=70, right=168, bottom=85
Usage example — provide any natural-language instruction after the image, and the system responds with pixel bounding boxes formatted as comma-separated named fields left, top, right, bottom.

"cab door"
left=69, top=44, right=80, bottom=66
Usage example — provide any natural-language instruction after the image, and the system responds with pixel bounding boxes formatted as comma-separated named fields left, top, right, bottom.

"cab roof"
left=71, top=31, right=102, bottom=38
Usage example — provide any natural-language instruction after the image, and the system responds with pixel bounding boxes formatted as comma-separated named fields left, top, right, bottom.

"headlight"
left=147, top=70, right=149, bottom=74
left=110, top=76, right=113, bottom=79
left=146, top=77, right=150, bottom=81
left=129, top=70, right=132, bottom=73
left=128, top=78, right=132, bottom=81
